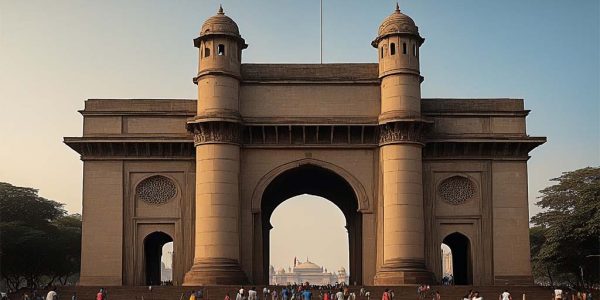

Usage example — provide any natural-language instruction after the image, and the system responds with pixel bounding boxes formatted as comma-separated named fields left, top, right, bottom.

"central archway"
left=256, top=163, right=363, bottom=285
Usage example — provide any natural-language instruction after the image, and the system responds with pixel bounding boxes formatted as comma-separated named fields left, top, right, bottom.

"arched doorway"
left=442, top=233, right=472, bottom=285
left=270, top=195, right=349, bottom=285
left=259, top=164, right=362, bottom=285
left=144, top=231, right=173, bottom=285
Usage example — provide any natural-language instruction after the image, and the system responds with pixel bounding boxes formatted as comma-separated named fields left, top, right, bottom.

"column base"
left=183, top=258, right=248, bottom=286
left=374, top=259, right=434, bottom=285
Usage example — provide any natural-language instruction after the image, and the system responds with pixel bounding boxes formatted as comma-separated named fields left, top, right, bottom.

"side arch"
left=143, top=231, right=173, bottom=286
left=250, top=158, right=370, bottom=213
left=441, top=231, right=473, bottom=285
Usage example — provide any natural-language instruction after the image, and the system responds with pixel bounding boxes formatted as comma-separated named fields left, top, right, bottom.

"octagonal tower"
left=184, top=5, right=249, bottom=285
left=373, top=4, right=434, bottom=285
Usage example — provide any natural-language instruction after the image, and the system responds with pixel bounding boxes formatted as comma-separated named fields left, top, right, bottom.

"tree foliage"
left=530, top=167, right=600, bottom=288
left=0, top=182, right=81, bottom=291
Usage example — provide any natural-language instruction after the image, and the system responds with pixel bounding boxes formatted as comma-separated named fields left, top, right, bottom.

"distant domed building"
left=270, top=259, right=347, bottom=285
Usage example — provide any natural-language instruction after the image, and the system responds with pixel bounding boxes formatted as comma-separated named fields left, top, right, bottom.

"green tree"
left=0, top=182, right=81, bottom=290
left=530, top=167, right=600, bottom=288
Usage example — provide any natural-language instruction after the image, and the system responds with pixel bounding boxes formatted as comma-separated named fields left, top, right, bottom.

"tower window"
left=402, top=43, right=407, bottom=54
left=413, top=44, right=417, bottom=56
left=204, top=48, right=210, bottom=57
left=390, top=43, right=396, bottom=55
left=381, top=47, right=384, bottom=58
left=218, top=44, right=225, bottom=56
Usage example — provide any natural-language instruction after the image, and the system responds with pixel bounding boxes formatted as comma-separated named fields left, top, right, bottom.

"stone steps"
left=9, top=285, right=553, bottom=300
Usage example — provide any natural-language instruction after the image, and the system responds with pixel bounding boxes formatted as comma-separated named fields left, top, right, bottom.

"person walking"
left=45, top=288, right=58, bottom=300
left=96, top=288, right=104, bottom=300
left=554, top=289, right=563, bottom=300
left=302, top=287, right=312, bottom=300
left=381, top=289, right=390, bottom=300
left=225, top=293, right=231, bottom=300
left=249, top=287, right=258, bottom=300
left=499, top=290, right=511, bottom=300
left=463, top=290, right=473, bottom=300
left=189, top=290, right=197, bottom=300
left=282, top=287, right=289, bottom=300
left=335, top=289, right=344, bottom=300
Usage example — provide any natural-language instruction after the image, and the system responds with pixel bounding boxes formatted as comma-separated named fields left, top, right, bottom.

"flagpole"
left=320, top=0, right=323, bottom=64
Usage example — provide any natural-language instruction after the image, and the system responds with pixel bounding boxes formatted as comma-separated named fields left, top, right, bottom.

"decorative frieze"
left=243, top=124, right=378, bottom=147
left=379, top=121, right=428, bottom=145
left=188, top=121, right=241, bottom=146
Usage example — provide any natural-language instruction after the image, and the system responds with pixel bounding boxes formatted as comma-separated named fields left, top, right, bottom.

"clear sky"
left=0, top=0, right=598, bottom=272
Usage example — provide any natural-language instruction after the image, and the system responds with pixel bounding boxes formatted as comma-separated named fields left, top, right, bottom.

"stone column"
left=183, top=128, right=247, bottom=284
left=374, top=55, right=434, bottom=286
left=183, top=9, right=248, bottom=282
left=375, top=138, right=432, bottom=284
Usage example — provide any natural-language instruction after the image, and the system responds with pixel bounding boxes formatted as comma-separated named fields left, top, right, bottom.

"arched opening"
left=259, top=164, right=362, bottom=285
left=390, top=43, right=396, bottom=55
left=218, top=44, right=225, bottom=55
left=144, top=231, right=173, bottom=285
left=442, top=233, right=472, bottom=285
left=161, top=241, right=174, bottom=284
left=270, top=195, right=348, bottom=285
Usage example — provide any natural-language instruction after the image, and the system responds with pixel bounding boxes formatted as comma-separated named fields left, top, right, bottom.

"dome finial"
left=395, top=2, right=400, bottom=12
left=218, top=4, right=224, bottom=15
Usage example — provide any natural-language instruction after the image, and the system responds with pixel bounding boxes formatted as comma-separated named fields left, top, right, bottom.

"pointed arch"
left=250, top=158, right=370, bottom=213
left=442, top=232, right=472, bottom=285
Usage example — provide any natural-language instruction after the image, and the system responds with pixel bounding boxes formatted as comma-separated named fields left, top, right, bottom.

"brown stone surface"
left=64, top=6, right=545, bottom=287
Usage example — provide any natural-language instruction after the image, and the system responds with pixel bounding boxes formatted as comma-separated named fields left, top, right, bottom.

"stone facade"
left=64, top=5, right=544, bottom=286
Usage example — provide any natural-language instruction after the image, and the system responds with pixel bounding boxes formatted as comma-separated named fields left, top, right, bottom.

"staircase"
left=9, top=285, right=554, bottom=300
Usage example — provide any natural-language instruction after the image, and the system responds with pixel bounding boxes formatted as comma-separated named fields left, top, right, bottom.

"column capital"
left=187, top=121, right=242, bottom=146
left=378, top=119, right=431, bottom=146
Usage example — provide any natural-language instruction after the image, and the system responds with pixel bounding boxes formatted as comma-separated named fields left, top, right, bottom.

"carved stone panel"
left=438, top=176, right=476, bottom=205
left=135, top=175, right=177, bottom=205
left=188, top=121, right=241, bottom=145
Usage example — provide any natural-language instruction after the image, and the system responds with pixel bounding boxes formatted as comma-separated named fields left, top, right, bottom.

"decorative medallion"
left=136, top=175, right=177, bottom=205
left=438, top=176, right=476, bottom=205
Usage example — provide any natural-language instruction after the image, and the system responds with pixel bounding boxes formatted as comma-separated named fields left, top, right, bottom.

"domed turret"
left=373, top=3, right=434, bottom=285
left=372, top=3, right=425, bottom=121
left=200, top=5, right=241, bottom=38
left=183, top=5, right=249, bottom=285
left=372, top=3, right=422, bottom=47
left=190, top=5, right=248, bottom=118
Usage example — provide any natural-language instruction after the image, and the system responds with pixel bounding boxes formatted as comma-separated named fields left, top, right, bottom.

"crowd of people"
left=222, top=282, right=360, bottom=300
left=552, top=288, right=594, bottom=300
left=8, top=283, right=596, bottom=300
left=461, top=289, right=483, bottom=300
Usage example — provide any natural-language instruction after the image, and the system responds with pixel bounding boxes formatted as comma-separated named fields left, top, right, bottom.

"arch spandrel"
left=250, top=158, right=371, bottom=214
